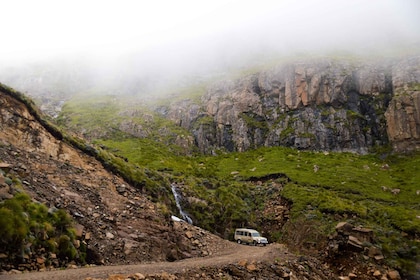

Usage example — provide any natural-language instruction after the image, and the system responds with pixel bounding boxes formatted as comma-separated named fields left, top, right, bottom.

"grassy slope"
left=56, top=91, right=123, bottom=136
left=205, top=148, right=420, bottom=230
left=96, top=134, right=420, bottom=274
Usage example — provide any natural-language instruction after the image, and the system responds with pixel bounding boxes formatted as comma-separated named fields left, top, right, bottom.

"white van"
left=234, top=228, right=268, bottom=246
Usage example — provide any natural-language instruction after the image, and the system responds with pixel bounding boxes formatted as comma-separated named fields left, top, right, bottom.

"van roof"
left=235, top=228, right=259, bottom=233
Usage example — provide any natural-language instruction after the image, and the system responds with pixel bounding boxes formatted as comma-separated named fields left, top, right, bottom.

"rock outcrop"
left=385, top=56, right=420, bottom=152
left=163, top=56, right=420, bottom=154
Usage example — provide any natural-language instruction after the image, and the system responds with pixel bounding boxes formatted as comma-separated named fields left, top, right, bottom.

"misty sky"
left=1, top=0, right=419, bottom=67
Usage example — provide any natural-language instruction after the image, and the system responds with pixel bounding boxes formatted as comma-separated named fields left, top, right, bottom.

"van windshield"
left=251, top=232, right=260, bottom=237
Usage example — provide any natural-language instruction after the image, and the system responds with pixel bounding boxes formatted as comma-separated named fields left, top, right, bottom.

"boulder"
left=124, top=239, right=139, bottom=256
left=348, top=236, right=363, bottom=250
left=329, top=222, right=377, bottom=255
left=246, top=263, right=257, bottom=272
left=0, top=162, right=11, bottom=171
left=373, top=270, right=382, bottom=277
left=368, top=247, right=384, bottom=260
left=335, top=222, right=353, bottom=234
left=185, top=231, right=193, bottom=239
left=387, top=270, right=401, bottom=280
left=116, top=184, right=126, bottom=194
left=74, top=223, right=84, bottom=238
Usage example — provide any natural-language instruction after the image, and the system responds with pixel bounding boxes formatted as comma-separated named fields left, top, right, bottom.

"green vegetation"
left=193, top=115, right=215, bottom=129
left=280, top=126, right=295, bottom=140
left=0, top=192, right=82, bottom=265
left=57, top=91, right=194, bottom=154
left=95, top=138, right=419, bottom=275
left=395, top=82, right=420, bottom=96
left=193, top=148, right=419, bottom=275
left=56, top=92, right=123, bottom=138
left=239, top=112, right=268, bottom=130
left=98, top=133, right=420, bottom=235
left=96, top=137, right=194, bottom=175
left=152, top=82, right=208, bottom=106
left=411, top=82, right=420, bottom=91
left=346, top=109, right=365, bottom=120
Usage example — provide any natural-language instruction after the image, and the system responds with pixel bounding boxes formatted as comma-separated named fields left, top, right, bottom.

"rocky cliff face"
left=385, top=57, right=420, bottom=152
left=163, top=56, right=420, bottom=154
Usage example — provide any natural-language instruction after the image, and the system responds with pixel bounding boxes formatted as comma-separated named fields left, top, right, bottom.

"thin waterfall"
left=170, top=183, right=193, bottom=224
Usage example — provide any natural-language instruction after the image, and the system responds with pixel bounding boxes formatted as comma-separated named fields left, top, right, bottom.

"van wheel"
left=237, top=239, right=241, bottom=244
left=253, top=241, right=257, bottom=246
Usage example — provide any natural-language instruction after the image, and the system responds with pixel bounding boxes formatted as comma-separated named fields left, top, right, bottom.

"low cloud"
left=1, top=0, right=419, bottom=95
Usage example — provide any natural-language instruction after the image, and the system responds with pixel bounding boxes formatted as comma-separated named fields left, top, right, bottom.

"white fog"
left=0, top=0, right=419, bottom=96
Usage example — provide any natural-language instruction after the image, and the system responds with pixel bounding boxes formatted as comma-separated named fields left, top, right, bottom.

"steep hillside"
left=0, top=84, right=231, bottom=271
left=163, top=56, right=420, bottom=154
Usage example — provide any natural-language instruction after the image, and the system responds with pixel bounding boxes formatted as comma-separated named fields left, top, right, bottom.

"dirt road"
left=0, top=243, right=289, bottom=280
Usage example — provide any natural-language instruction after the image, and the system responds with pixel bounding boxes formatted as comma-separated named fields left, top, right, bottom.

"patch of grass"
left=95, top=137, right=194, bottom=175
left=0, top=192, right=83, bottom=266
left=193, top=147, right=419, bottom=276
left=280, top=126, right=295, bottom=140
left=204, top=148, right=419, bottom=212
left=192, top=115, right=215, bottom=130
left=239, top=112, right=268, bottom=130
left=408, top=82, right=420, bottom=91
left=346, top=110, right=365, bottom=120
left=151, top=82, right=208, bottom=107
left=57, top=92, right=123, bottom=138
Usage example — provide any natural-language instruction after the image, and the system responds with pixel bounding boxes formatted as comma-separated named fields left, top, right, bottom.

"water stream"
left=170, top=183, right=193, bottom=224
